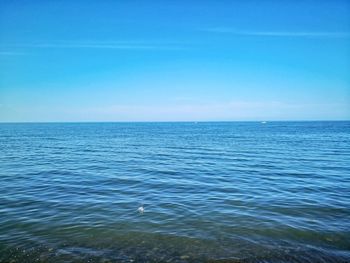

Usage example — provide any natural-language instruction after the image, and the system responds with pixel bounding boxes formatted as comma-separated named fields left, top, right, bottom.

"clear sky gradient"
left=1, top=0, right=349, bottom=122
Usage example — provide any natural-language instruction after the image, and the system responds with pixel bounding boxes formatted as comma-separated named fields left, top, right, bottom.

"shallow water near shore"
left=0, top=121, right=349, bottom=262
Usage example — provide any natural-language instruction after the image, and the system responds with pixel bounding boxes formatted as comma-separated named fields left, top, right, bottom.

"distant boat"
left=261, top=121, right=267, bottom=124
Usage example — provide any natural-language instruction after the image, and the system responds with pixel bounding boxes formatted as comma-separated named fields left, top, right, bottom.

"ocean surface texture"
left=0, top=122, right=349, bottom=263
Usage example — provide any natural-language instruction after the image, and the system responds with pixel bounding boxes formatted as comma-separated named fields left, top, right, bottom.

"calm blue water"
left=0, top=122, right=349, bottom=262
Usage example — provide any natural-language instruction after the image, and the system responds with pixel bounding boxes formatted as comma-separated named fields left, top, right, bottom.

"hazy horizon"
left=0, top=120, right=349, bottom=124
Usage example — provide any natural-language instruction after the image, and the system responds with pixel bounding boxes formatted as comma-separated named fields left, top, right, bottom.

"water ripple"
left=0, top=121, right=349, bottom=262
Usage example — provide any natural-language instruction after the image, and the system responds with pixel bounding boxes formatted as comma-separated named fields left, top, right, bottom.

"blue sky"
left=0, top=0, right=349, bottom=121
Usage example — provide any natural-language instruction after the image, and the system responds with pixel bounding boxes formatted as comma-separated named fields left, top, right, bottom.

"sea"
left=0, top=121, right=349, bottom=263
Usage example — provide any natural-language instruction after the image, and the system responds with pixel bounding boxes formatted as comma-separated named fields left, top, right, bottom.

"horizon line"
left=0, top=120, right=349, bottom=124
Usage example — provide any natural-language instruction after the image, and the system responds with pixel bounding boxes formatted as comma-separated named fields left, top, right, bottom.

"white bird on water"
left=137, top=205, right=144, bottom=214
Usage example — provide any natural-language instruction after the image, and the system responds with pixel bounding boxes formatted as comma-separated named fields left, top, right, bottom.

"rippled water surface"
left=0, top=122, right=349, bottom=262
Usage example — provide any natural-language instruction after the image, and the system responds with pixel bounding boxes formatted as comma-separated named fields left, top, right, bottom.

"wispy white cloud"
left=0, top=51, right=26, bottom=56
left=2, top=41, right=187, bottom=50
left=204, top=28, right=350, bottom=38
